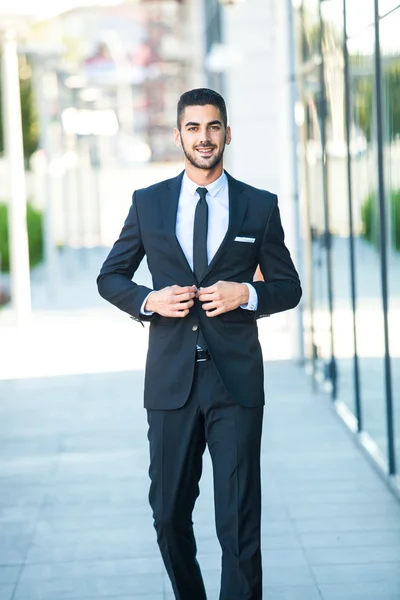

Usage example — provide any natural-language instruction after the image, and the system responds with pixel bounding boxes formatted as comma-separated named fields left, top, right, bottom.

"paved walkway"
left=0, top=249, right=400, bottom=600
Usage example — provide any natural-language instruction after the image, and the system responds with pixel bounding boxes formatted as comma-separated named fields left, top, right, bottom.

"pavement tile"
left=261, top=532, right=302, bottom=550
left=0, top=566, right=21, bottom=584
left=201, top=569, right=220, bottom=591
left=262, top=587, right=322, bottom=600
left=292, top=515, right=400, bottom=534
left=13, top=572, right=164, bottom=599
left=15, top=595, right=164, bottom=600
left=275, top=479, right=386, bottom=493
left=286, top=500, right=400, bottom=520
left=33, top=513, right=154, bottom=534
left=304, top=545, right=400, bottom=566
left=25, top=534, right=160, bottom=564
left=0, top=534, right=31, bottom=565
left=19, top=557, right=164, bottom=581
left=318, top=580, right=400, bottom=600
left=0, top=584, right=14, bottom=600
left=298, top=529, right=400, bottom=548
left=263, top=566, right=316, bottom=587
left=282, top=489, right=392, bottom=507
left=312, top=562, right=400, bottom=585
left=0, top=506, right=40, bottom=525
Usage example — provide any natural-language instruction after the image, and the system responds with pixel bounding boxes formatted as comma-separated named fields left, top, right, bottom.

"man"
left=97, top=88, right=301, bottom=600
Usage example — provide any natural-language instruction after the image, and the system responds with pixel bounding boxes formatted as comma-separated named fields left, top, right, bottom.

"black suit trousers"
left=147, top=358, right=264, bottom=600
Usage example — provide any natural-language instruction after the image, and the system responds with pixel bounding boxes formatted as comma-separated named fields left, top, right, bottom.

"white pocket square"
left=234, top=236, right=256, bottom=243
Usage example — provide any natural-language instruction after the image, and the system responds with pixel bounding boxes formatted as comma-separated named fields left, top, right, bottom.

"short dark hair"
left=177, top=88, right=228, bottom=130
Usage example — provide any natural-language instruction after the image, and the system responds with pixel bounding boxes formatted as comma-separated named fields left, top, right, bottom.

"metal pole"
left=33, top=60, right=59, bottom=296
left=318, top=1, right=337, bottom=399
left=343, top=0, right=362, bottom=430
left=1, top=29, right=31, bottom=326
left=373, top=0, right=396, bottom=476
left=287, top=0, right=305, bottom=365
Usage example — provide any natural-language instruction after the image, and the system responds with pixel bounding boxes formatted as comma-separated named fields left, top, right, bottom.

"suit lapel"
left=201, top=171, right=248, bottom=282
left=161, top=170, right=248, bottom=284
left=162, top=171, right=195, bottom=280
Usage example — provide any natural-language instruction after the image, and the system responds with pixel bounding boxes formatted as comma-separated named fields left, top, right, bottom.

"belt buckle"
left=196, top=347, right=210, bottom=363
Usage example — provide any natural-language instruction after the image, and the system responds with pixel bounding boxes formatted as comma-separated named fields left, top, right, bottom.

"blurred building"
left=213, top=0, right=400, bottom=494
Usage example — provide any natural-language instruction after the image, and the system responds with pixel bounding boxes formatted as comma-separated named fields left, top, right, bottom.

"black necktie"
left=193, top=187, right=209, bottom=283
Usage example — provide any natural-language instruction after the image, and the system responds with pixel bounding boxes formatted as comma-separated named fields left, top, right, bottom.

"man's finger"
left=198, top=285, right=216, bottom=295
left=173, top=286, right=197, bottom=297
left=173, top=308, right=190, bottom=317
left=173, top=300, right=194, bottom=310
left=198, top=292, right=215, bottom=302
left=205, top=306, right=225, bottom=317
left=175, top=292, right=196, bottom=302
left=202, top=301, right=221, bottom=311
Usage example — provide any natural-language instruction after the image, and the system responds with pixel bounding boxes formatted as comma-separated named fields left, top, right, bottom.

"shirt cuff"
left=240, top=283, right=258, bottom=311
left=140, top=291, right=155, bottom=315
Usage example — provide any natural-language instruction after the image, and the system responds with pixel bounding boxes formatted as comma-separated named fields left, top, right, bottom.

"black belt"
left=195, top=347, right=210, bottom=362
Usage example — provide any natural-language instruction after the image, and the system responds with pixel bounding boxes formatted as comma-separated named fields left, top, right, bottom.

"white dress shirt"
left=141, top=171, right=258, bottom=314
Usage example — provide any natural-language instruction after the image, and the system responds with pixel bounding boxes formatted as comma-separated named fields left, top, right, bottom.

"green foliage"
left=392, top=189, right=400, bottom=251
left=0, top=62, right=39, bottom=166
left=350, top=57, right=400, bottom=143
left=361, top=190, right=400, bottom=251
left=352, top=72, right=373, bottom=143
left=0, top=202, right=43, bottom=273
left=386, top=63, right=400, bottom=142
left=361, top=192, right=379, bottom=247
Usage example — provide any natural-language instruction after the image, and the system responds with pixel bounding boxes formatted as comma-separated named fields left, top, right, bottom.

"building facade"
left=214, top=0, right=400, bottom=494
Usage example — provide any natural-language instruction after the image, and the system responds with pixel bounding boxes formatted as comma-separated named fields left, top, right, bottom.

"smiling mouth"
left=196, top=147, right=214, bottom=156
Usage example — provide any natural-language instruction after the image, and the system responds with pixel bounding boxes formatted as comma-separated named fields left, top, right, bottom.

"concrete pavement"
left=0, top=248, right=400, bottom=600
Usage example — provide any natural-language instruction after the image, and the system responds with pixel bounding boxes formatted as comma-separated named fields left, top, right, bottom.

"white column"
left=33, top=60, right=59, bottom=292
left=1, top=29, right=31, bottom=326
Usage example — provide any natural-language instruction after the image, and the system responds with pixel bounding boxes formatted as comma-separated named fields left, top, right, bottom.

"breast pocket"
left=230, top=237, right=258, bottom=259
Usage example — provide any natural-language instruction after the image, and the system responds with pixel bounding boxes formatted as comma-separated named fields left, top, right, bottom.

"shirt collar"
left=183, top=170, right=228, bottom=198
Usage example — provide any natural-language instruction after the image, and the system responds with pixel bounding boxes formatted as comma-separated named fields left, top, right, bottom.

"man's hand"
left=145, top=285, right=197, bottom=317
left=197, top=281, right=249, bottom=317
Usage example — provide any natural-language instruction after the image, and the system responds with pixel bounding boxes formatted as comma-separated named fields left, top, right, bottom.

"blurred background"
left=0, top=0, right=399, bottom=536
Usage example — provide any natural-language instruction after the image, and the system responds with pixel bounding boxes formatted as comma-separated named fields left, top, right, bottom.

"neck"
left=184, top=160, right=224, bottom=187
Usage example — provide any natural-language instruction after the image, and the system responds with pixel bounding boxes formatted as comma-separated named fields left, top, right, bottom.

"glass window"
left=345, top=0, right=375, bottom=38
left=379, top=1, right=400, bottom=16
left=294, top=1, right=324, bottom=375
left=380, top=7, right=400, bottom=472
left=300, top=0, right=321, bottom=63
left=322, top=0, right=357, bottom=412
left=302, top=66, right=332, bottom=386
left=347, top=14, right=388, bottom=458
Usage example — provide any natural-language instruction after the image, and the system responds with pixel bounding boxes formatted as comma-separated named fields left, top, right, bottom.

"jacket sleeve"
left=251, top=196, right=302, bottom=318
left=96, top=192, right=154, bottom=323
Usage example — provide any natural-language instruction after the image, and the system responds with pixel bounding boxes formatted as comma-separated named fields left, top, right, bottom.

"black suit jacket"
left=97, top=170, right=301, bottom=409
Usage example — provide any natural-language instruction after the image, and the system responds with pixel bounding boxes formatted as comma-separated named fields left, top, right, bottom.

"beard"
left=181, top=140, right=225, bottom=170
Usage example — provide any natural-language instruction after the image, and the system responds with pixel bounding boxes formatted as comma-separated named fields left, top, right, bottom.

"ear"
left=225, top=125, right=232, bottom=146
left=174, top=127, right=182, bottom=147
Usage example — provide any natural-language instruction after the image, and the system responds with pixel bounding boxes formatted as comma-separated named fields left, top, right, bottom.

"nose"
left=198, top=127, right=211, bottom=145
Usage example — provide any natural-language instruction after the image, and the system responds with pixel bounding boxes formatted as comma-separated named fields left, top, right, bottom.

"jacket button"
left=192, top=324, right=199, bottom=332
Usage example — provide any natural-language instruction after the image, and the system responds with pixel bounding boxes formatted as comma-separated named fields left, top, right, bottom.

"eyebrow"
left=184, top=120, right=222, bottom=128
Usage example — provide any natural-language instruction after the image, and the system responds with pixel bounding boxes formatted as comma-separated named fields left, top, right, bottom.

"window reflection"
left=295, top=0, right=399, bottom=474
left=300, top=0, right=321, bottom=63
left=379, top=0, right=400, bottom=17
left=345, top=0, right=375, bottom=37
left=380, top=6, right=400, bottom=471
left=347, top=15, right=388, bottom=456
left=322, top=0, right=356, bottom=412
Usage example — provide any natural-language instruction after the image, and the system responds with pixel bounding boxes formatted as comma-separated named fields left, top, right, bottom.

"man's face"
left=174, top=104, right=231, bottom=171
